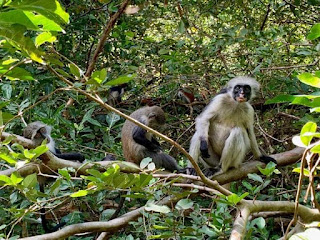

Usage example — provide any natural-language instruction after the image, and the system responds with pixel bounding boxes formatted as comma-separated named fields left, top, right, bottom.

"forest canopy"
left=0, top=0, right=320, bottom=239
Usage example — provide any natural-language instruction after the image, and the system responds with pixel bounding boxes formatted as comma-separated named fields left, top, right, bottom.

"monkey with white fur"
left=188, top=76, right=276, bottom=176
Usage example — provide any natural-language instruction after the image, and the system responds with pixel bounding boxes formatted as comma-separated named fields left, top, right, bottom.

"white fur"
left=188, top=76, right=262, bottom=172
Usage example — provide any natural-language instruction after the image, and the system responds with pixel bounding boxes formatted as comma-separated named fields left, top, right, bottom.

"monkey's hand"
left=150, top=138, right=162, bottom=152
left=179, top=167, right=198, bottom=176
left=260, top=155, right=277, bottom=165
left=200, top=139, right=210, bottom=158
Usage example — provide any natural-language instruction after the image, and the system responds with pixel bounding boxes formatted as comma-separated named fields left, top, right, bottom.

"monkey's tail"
left=188, top=133, right=201, bottom=167
left=39, top=184, right=66, bottom=233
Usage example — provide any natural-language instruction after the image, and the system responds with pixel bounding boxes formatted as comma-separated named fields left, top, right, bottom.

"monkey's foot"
left=203, top=167, right=221, bottom=177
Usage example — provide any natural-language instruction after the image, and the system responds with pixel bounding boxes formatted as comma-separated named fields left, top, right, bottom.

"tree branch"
left=19, top=195, right=180, bottom=240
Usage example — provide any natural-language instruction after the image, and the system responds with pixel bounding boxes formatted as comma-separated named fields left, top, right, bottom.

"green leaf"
left=265, top=94, right=294, bottom=104
left=158, top=49, right=169, bottom=55
left=22, top=173, right=37, bottom=189
left=106, top=112, right=121, bottom=128
left=35, top=32, right=56, bottom=46
left=307, top=23, right=320, bottom=40
left=242, top=181, right=253, bottom=191
left=1, top=112, right=14, bottom=124
left=0, top=24, right=43, bottom=63
left=175, top=199, right=194, bottom=210
left=0, top=175, right=13, bottom=185
left=89, top=69, right=107, bottom=85
left=31, top=144, right=49, bottom=158
left=70, top=190, right=88, bottom=198
left=23, top=149, right=36, bottom=159
left=0, top=152, right=17, bottom=164
left=49, top=179, right=61, bottom=194
left=138, top=174, right=153, bottom=187
left=153, top=225, right=169, bottom=230
left=178, top=20, right=186, bottom=33
left=0, top=10, right=63, bottom=32
left=292, top=167, right=310, bottom=176
left=257, top=162, right=276, bottom=177
left=69, top=63, right=81, bottom=79
left=58, top=169, right=71, bottom=181
left=2, top=135, right=15, bottom=145
left=87, top=169, right=103, bottom=179
left=298, top=73, right=320, bottom=88
left=105, top=73, right=136, bottom=86
left=10, top=172, right=23, bottom=185
left=311, top=144, right=320, bottom=153
left=248, top=173, right=263, bottom=183
left=145, top=202, right=171, bottom=213
left=0, top=66, right=34, bottom=81
left=9, top=0, right=69, bottom=25
left=226, top=192, right=248, bottom=205
left=300, top=122, right=317, bottom=146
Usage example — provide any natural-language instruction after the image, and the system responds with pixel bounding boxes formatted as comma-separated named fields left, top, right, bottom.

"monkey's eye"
left=234, top=86, right=241, bottom=93
left=243, top=85, right=251, bottom=94
left=39, top=127, right=47, bottom=134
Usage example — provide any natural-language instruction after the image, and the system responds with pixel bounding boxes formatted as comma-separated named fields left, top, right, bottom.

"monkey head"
left=226, top=76, right=260, bottom=103
left=144, top=106, right=166, bottom=130
left=23, top=121, right=52, bottom=145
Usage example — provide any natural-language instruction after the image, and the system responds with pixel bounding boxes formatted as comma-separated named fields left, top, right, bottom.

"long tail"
left=39, top=183, right=66, bottom=233
left=188, top=132, right=201, bottom=168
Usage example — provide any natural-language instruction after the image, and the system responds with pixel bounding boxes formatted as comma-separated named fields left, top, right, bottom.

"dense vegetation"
left=0, top=0, right=320, bottom=239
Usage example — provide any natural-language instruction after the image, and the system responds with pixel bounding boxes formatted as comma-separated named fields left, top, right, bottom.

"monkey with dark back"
left=107, top=84, right=127, bottom=107
left=188, top=76, right=276, bottom=176
left=23, top=121, right=85, bottom=232
left=121, top=106, right=180, bottom=172
left=23, top=121, right=85, bottom=162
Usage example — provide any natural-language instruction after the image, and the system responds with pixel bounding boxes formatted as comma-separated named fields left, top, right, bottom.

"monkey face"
left=36, top=127, right=51, bottom=142
left=233, top=84, right=251, bottom=102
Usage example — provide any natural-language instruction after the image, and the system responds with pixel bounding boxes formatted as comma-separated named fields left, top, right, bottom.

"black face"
left=233, top=84, right=251, bottom=102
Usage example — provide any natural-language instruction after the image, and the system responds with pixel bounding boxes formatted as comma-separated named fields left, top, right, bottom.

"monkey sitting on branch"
left=121, top=106, right=180, bottom=172
left=188, top=76, right=277, bottom=176
left=23, top=121, right=86, bottom=233
left=23, top=121, right=85, bottom=162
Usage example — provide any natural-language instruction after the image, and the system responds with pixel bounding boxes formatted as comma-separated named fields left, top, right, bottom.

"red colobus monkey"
left=23, top=121, right=85, bottom=232
left=178, top=88, right=195, bottom=104
left=23, top=121, right=85, bottom=162
left=121, top=106, right=180, bottom=172
left=188, top=76, right=276, bottom=176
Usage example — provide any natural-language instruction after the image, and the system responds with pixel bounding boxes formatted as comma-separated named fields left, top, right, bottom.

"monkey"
left=23, top=121, right=85, bottom=232
left=121, top=106, right=180, bottom=172
left=107, top=84, right=127, bottom=107
left=178, top=88, right=195, bottom=104
left=23, top=121, right=85, bottom=162
left=187, top=76, right=276, bottom=176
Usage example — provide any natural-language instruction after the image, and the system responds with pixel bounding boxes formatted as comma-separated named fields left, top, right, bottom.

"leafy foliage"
left=0, top=0, right=320, bottom=239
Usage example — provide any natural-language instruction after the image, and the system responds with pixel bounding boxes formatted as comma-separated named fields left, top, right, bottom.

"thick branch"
left=20, top=195, right=179, bottom=240
left=213, top=147, right=304, bottom=185
left=230, top=199, right=320, bottom=239
left=0, top=132, right=140, bottom=176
